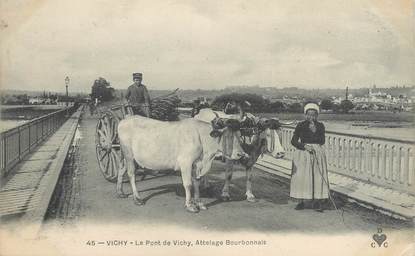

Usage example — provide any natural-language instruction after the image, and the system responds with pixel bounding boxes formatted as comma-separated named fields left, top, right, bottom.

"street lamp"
left=65, top=76, right=70, bottom=107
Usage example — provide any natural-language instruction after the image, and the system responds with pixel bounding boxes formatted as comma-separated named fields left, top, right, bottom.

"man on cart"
left=126, top=72, right=151, bottom=117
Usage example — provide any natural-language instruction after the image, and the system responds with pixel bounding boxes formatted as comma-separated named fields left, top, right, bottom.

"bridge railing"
left=279, top=126, right=415, bottom=195
left=0, top=106, right=77, bottom=177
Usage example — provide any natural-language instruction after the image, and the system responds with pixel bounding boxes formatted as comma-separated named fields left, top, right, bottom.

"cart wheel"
left=95, top=112, right=123, bottom=182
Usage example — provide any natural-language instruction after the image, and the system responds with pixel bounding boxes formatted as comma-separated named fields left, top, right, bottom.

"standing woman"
left=290, top=103, right=330, bottom=212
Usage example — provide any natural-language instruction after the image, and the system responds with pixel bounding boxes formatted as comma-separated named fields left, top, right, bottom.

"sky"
left=0, top=0, right=414, bottom=93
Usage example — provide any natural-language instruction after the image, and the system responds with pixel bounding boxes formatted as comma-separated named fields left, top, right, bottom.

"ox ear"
left=211, top=117, right=226, bottom=129
left=210, top=129, right=223, bottom=138
left=257, top=118, right=268, bottom=131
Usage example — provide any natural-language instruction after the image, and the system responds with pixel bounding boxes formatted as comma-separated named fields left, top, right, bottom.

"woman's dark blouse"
left=291, top=120, right=325, bottom=150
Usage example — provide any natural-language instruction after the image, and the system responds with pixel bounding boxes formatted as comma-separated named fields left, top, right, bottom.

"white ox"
left=117, top=115, right=221, bottom=213
left=194, top=109, right=286, bottom=202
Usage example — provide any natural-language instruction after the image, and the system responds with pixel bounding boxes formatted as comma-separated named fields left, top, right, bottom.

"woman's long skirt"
left=290, top=144, right=329, bottom=199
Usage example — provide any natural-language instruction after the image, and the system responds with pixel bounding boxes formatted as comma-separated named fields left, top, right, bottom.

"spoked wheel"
left=95, top=111, right=124, bottom=182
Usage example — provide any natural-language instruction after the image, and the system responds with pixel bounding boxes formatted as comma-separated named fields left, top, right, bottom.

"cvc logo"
left=371, top=228, right=388, bottom=248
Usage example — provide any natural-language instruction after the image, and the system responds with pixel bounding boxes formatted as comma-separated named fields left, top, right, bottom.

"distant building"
left=332, top=96, right=342, bottom=104
left=57, top=96, right=76, bottom=106
left=29, top=98, right=44, bottom=105
left=43, top=98, right=55, bottom=104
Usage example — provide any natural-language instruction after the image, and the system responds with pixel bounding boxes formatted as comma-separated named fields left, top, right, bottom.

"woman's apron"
left=290, top=144, right=329, bottom=199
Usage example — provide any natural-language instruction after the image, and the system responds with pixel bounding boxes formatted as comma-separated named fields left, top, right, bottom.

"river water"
left=323, top=121, right=414, bottom=141
left=0, top=105, right=64, bottom=132
left=0, top=120, right=28, bottom=132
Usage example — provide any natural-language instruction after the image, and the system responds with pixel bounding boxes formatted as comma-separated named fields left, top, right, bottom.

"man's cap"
left=133, top=73, right=143, bottom=79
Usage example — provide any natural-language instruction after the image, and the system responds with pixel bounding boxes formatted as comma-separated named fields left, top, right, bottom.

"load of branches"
left=150, top=89, right=181, bottom=121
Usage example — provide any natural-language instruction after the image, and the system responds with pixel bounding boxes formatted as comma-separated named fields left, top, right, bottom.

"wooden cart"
left=95, top=91, right=180, bottom=182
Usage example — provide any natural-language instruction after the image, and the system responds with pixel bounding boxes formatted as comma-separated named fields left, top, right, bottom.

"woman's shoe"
left=295, top=202, right=305, bottom=210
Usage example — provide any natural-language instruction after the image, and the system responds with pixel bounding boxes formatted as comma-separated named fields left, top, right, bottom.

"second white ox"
left=117, top=115, right=221, bottom=213
left=194, top=109, right=286, bottom=202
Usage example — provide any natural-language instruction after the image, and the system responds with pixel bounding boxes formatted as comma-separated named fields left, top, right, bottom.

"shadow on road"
left=139, top=183, right=179, bottom=204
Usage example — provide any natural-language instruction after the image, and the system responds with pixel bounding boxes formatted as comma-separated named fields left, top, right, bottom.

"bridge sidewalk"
left=255, top=155, right=415, bottom=220
left=0, top=108, right=83, bottom=229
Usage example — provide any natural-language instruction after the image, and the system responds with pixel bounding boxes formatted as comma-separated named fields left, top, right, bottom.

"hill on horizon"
left=3, top=85, right=414, bottom=103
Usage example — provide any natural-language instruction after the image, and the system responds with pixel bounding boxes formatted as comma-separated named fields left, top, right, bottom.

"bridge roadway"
left=40, top=111, right=412, bottom=233
left=0, top=107, right=81, bottom=235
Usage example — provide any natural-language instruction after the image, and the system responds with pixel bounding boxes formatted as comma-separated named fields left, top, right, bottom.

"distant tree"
left=288, top=102, right=303, bottom=113
left=49, top=93, right=58, bottom=101
left=90, top=77, right=115, bottom=102
left=339, top=100, right=354, bottom=113
left=3, top=95, right=20, bottom=105
left=320, top=99, right=333, bottom=110
left=211, top=93, right=269, bottom=113
left=269, top=101, right=285, bottom=113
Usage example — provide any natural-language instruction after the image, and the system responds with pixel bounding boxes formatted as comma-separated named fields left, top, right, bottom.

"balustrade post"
left=357, top=141, right=363, bottom=174
left=333, top=137, right=337, bottom=169
left=366, top=139, right=372, bottom=180
left=412, top=148, right=415, bottom=187
left=326, top=136, right=331, bottom=166
left=345, top=139, right=350, bottom=172
left=28, top=124, right=31, bottom=152
left=388, top=145, right=394, bottom=181
left=345, top=138, right=349, bottom=170
left=375, top=144, right=380, bottom=178
left=337, top=137, right=341, bottom=169
left=351, top=139, right=356, bottom=172
left=1, top=135, right=5, bottom=176
left=382, top=144, right=387, bottom=180
left=18, top=127, right=21, bottom=161
left=403, top=148, right=411, bottom=186
left=365, top=139, right=373, bottom=177
left=397, top=147, right=402, bottom=184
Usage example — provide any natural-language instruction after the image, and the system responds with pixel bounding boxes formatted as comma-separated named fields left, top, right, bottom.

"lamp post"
left=65, top=76, right=70, bottom=106
left=64, top=76, right=70, bottom=117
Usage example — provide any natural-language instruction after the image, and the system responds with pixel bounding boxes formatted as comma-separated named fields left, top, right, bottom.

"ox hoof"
left=246, top=193, right=257, bottom=202
left=117, top=193, right=129, bottom=198
left=185, top=205, right=199, bottom=213
left=221, top=195, right=231, bottom=202
left=197, top=203, right=208, bottom=211
left=221, top=191, right=231, bottom=201
left=246, top=196, right=257, bottom=203
left=133, top=198, right=145, bottom=206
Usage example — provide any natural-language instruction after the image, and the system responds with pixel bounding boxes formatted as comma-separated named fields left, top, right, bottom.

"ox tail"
left=118, top=141, right=128, bottom=181
left=119, top=146, right=125, bottom=168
